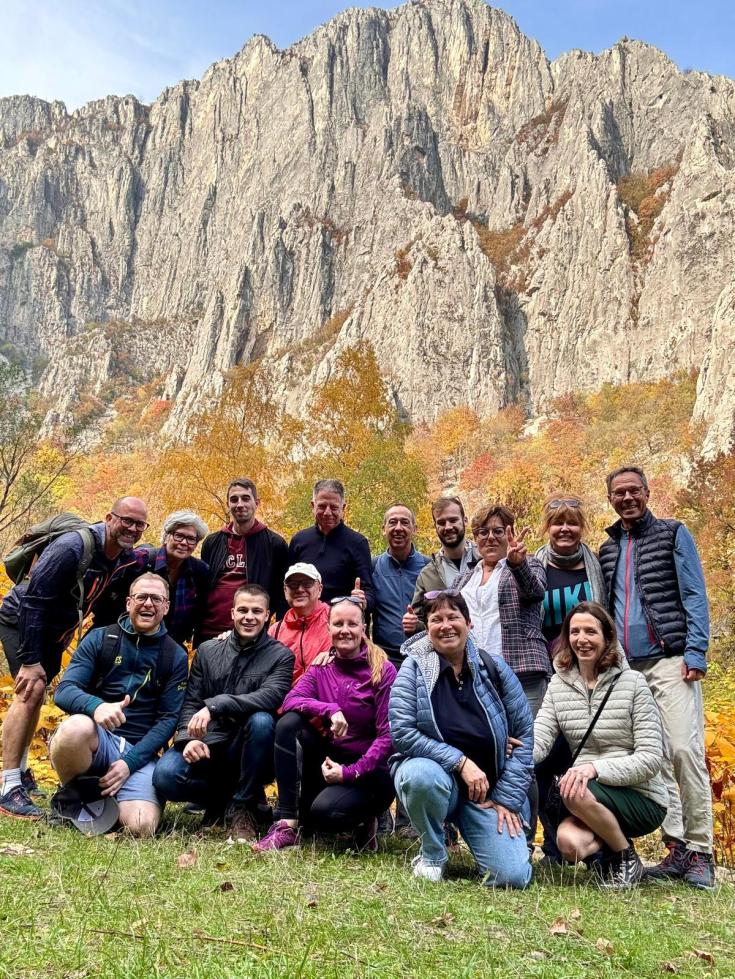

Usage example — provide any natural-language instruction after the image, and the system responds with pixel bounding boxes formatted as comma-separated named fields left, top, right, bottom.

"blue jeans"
left=153, top=711, right=275, bottom=810
left=395, top=757, right=532, bottom=888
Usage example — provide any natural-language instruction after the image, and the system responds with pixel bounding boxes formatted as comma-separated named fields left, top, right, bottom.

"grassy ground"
left=0, top=811, right=733, bottom=979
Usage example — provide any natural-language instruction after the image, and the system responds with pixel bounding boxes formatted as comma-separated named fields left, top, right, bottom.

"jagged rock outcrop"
left=1, top=0, right=734, bottom=450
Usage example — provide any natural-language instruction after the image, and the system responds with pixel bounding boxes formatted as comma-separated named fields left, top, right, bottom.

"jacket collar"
left=117, top=613, right=168, bottom=641
left=605, top=508, right=655, bottom=540
left=282, top=601, right=329, bottom=627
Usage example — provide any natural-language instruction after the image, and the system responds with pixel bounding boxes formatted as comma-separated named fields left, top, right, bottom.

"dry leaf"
left=661, top=962, right=679, bottom=973
left=595, top=938, right=614, bottom=955
left=0, top=843, right=35, bottom=857
left=218, top=881, right=234, bottom=893
left=530, top=950, right=549, bottom=960
left=431, top=912, right=455, bottom=929
left=304, top=888, right=318, bottom=908
left=687, top=950, right=715, bottom=965
left=549, top=917, right=569, bottom=936
left=570, top=908, right=582, bottom=920
left=177, top=852, right=198, bottom=868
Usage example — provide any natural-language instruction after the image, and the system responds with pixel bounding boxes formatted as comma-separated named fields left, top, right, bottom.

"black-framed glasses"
left=424, top=588, right=462, bottom=601
left=473, top=526, right=506, bottom=540
left=610, top=487, right=645, bottom=501
left=329, top=596, right=364, bottom=607
left=170, top=531, right=198, bottom=546
left=129, top=592, right=167, bottom=607
left=112, top=512, right=150, bottom=531
left=547, top=499, right=582, bottom=510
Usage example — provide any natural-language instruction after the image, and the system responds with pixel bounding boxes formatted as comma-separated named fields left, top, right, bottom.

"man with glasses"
left=49, top=574, right=188, bottom=835
left=0, top=497, right=149, bottom=820
left=403, top=496, right=480, bottom=636
left=269, top=563, right=331, bottom=684
left=198, top=479, right=288, bottom=644
left=599, top=465, right=714, bottom=889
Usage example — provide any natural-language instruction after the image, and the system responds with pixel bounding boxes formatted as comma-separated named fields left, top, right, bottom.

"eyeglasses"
left=129, top=593, right=167, bottom=607
left=610, top=487, right=646, bottom=501
left=473, top=526, right=506, bottom=540
left=286, top=579, right=318, bottom=590
left=547, top=499, right=581, bottom=511
left=424, top=588, right=461, bottom=601
left=112, top=512, right=150, bottom=531
left=170, top=531, right=198, bottom=547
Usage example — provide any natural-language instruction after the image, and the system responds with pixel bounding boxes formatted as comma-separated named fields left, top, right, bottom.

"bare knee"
left=119, top=802, right=160, bottom=837
left=556, top=818, right=592, bottom=862
left=51, top=714, right=97, bottom=753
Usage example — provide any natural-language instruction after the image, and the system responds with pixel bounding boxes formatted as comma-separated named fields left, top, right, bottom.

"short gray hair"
left=605, top=466, right=649, bottom=494
left=313, top=478, right=345, bottom=500
left=161, top=509, right=209, bottom=543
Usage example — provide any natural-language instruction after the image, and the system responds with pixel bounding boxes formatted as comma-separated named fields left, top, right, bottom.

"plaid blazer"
left=456, top=558, right=551, bottom=679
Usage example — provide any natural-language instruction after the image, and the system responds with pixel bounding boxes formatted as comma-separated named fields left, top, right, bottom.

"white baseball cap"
left=284, top=562, right=322, bottom=583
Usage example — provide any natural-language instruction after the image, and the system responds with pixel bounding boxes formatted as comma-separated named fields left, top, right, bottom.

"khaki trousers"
left=632, top=655, right=712, bottom=853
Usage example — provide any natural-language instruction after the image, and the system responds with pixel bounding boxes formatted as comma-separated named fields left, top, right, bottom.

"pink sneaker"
left=252, top=819, right=300, bottom=852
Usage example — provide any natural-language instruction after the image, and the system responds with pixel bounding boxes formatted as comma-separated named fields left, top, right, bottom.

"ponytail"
left=365, top=637, right=388, bottom=686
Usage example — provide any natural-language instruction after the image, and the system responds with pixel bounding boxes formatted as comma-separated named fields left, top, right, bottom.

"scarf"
left=535, top=542, right=608, bottom=605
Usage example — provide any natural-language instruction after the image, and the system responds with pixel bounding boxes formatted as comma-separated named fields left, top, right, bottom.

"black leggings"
left=274, top=711, right=395, bottom=832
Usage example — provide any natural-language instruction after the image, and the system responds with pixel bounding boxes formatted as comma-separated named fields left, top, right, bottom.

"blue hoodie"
left=54, top=615, right=188, bottom=773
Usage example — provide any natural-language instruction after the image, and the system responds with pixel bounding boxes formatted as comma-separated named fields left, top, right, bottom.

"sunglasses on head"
left=329, top=596, right=364, bottom=607
left=547, top=499, right=581, bottom=511
left=423, top=588, right=462, bottom=601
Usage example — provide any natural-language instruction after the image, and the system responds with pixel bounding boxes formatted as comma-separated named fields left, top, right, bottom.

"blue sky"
left=1, top=1, right=733, bottom=110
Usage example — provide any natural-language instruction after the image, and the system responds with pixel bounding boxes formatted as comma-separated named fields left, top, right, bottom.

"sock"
left=1, top=768, right=22, bottom=795
left=20, top=748, right=29, bottom=772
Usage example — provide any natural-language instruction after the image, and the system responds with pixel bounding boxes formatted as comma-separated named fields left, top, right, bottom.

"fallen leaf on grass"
left=570, top=908, right=582, bottom=920
left=430, top=912, right=455, bottom=929
left=661, top=963, right=679, bottom=974
left=686, top=950, right=715, bottom=965
left=177, top=852, right=198, bottom=868
left=549, top=918, right=570, bottom=936
left=304, top=888, right=318, bottom=908
left=218, top=881, right=234, bottom=893
left=595, top=938, right=614, bottom=955
left=0, top=843, right=35, bottom=857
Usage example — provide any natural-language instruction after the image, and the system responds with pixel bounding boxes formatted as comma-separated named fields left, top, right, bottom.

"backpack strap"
left=149, top=635, right=179, bottom=697
left=477, top=648, right=501, bottom=688
left=92, top=624, right=123, bottom=695
left=74, top=527, right=97, bottom=643
left=273, top=618, right=283, bottom=640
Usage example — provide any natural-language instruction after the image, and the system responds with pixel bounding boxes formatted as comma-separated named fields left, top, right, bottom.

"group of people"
left=0, top=470, right=715, bottom=891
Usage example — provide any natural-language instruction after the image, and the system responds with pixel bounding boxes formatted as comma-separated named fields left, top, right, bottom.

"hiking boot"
left=682, top=850, right=716, bottom=891
left=644, top=840, right=688, bottom=882
left=353, top=816, right=379, bottom=853
left=226, top=806, right=259, bottom=842
left=411, top=854, right=444, bottom=883
left=0, top=785, right=44, bottom=820
left=395, top=822, right=419, bottom=841
left=21, top=768, right=46, bottom=799
left=252, top=819, right=300, bottom=853
left=600, top=843, right=644, bottom=890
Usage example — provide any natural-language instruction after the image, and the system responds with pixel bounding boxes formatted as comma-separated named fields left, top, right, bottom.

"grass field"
left=0, top=811, right=733, bottom=979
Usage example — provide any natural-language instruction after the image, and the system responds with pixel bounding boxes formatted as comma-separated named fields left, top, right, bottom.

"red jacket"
left=268, top=601, right=331, bottom=684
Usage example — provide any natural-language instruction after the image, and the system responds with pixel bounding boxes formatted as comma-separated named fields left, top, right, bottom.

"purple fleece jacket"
left=281, top=642, right=397, bottom=783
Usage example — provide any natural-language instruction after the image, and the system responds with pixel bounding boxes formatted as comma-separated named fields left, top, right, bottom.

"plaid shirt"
left=132, top=546, right=209, bottom=646
left=456, top=557, right=550, bottom=678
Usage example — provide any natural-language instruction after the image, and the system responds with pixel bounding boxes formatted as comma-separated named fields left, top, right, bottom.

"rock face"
left=1, top=0, right=734, bottom=450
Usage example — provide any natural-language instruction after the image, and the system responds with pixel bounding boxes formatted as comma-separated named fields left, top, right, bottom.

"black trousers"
left=273, top=711, right=395, bottom=831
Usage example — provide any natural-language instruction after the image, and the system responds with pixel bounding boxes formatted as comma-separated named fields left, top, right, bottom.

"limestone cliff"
left=1, top=0, right=734, bottom=451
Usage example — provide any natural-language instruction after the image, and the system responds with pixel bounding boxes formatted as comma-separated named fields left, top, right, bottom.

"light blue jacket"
left=388, top=632, right=534, bottom=813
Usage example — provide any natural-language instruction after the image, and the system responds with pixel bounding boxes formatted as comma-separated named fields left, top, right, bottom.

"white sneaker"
left=411, top=854, right=444, bottom=882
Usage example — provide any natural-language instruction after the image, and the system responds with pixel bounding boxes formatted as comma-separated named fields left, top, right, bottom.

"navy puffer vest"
left=599, top=510, right=686, bottom=656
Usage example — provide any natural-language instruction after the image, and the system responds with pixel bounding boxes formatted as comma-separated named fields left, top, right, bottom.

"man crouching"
left=153, top=584, right=294, bottom=841
left=51, top=574, right=188, bottom=835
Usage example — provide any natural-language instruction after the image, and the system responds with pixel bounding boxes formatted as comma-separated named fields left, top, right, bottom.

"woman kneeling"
left=534, top=601, right=667, bottom=888
left=390, top=592, right=533, bottom=887
left=254, top=597, right=397, bottom=852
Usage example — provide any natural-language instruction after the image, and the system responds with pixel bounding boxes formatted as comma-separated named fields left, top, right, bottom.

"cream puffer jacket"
left=533, top=652, right=668, bottom=808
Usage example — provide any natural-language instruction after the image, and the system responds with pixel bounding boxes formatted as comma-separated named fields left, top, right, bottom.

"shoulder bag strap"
left=570, top=672, right=622, bottom=764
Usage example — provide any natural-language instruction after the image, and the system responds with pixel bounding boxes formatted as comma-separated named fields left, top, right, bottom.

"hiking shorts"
left=87, top=726, right=162, bottom=807
left=0, top=620, right=65, bottom=682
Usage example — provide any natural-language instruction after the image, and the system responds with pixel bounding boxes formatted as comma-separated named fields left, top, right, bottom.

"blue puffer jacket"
left=388, top=632, right=534, bottom=813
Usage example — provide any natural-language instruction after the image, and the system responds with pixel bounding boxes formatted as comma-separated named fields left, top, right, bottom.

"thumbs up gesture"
left=93, top=694, right=131, bottom=731
left=402, top=604, right=420, bottom=635
left=506, top=526, right=530, bottom=567
left=350, top=576, right=366, bottom=609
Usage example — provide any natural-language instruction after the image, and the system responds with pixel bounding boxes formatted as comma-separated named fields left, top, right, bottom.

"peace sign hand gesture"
left=505, top=526, right=530, bottom=567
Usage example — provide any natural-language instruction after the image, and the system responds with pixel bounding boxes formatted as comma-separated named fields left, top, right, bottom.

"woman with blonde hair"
left=254, top=597, right=397, bottom=852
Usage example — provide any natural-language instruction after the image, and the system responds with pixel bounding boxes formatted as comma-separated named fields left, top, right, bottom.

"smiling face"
left=164, top=523, right=200, bottom=561
left=608, top=471, right=650, bottom=527
left=548, top=516, right=583, bottom=555
left=311, top=490, right=345, bottom=534
left=426, top=601, right=471, bottom=658
left=231, top=590, right=270, bottom=640
left=228, top=485, right=259, bottom=533
left=328, top=600, right=364, bottom=657
left=106, top=497, right=149, bottom=552
left=382, top=505, right=416, bottom=555
left=284, top=574, right=322, bottom=616
left=568, top=611, right=606, bottom=672
left=126, top=577, right=169, bottom=634
left=474, top=516, right=509, bottom=566
left=433, top=502, right=466, bottom=550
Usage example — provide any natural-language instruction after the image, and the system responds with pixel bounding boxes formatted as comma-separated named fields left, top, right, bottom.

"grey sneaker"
left=0, top=785, right=44, bottom=820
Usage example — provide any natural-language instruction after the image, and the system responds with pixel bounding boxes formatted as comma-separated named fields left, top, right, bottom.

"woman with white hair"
left=135, top=510, right=210, bottom=645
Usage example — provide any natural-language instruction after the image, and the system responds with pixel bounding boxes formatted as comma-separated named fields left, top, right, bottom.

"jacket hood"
left=117, top=613, right=168, bottom=640
left=221, top=519, right=267, bottom=537
left=401, top=630, right=483, bottom=691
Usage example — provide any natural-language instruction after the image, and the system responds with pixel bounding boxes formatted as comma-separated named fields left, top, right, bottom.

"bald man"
left=0, top=497, right=149, bottom=820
